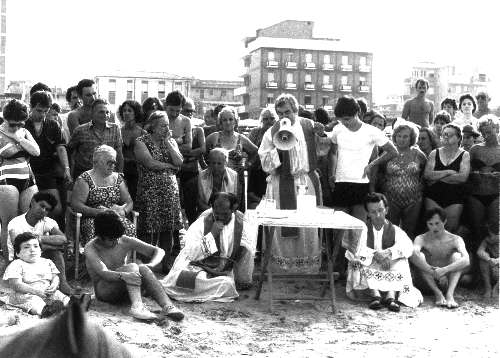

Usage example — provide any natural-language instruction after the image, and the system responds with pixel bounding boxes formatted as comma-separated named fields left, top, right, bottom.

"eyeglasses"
left=441, top=132, right=456, bottom=138
left=106, top=160, right=117, bottom=166
left=476, top=95, right=487, bottom=100
left=8, top=121, right=25, bottom=128
left=262, top=117, right=275, bottom=121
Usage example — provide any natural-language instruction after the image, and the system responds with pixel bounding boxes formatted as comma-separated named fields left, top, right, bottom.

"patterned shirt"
left=68, top=121, right=123, bottom=172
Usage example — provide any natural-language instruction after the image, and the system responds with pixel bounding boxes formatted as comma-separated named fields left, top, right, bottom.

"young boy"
left=477, top=222, right=499, bottom=298
left=3, top=232, right=69, bottom=318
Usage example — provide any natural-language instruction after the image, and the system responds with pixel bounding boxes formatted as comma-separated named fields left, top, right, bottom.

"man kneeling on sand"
left=411, top=207, right=470, bottom=308
left=85, top=210, right=184, bottom=321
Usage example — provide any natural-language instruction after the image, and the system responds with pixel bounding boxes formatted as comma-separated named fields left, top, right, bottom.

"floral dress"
left=80, top=171, right=135, bottom=244
left=135, top=133, right=182, bottom=237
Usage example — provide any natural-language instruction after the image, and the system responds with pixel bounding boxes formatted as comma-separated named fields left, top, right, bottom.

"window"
left=200, top=89, right=204, bottom=99
left=126, top=80, right=133, bottom=100
left=244, top=76, right=250, bottom=86
left=0, top=36, right=5, bottom=53
left=108, top=78, right=116, bottom=85
left=267, top=93, right=274, bottom=104
left=323, top=54, right=331, bottom=64
left=268, top=51, right=275, bottom=61
left=322, top=96, right=329, bottom=106
left=305, top=74, right=312, bottom=83
left=341, top=76, right=348, bottom=85
left=174, top=81, right=183, bottom=91
left=287, top=52, right=294, bottom=62
left=268, top=72, right=275, bottom=82
left=108, top=91, right=116, bottom=105
left=359, top=56, right=366, bottom=66
left=209, top=89, right=214, bottom=96
left=305, top=53, right=313, bottom=63
left=243, top=95, right=250, bottom=106
left=323, top=75, right=330, bottom=85
left=141, top=80, right=148, bottom=102
left=286, top=73, right=293, bottom=83
left=342, top=55, right=349, bottom=65
left=221, top=89, right=227, bottom=97
left=304, top=95, right=312, bottom=105
left=359, top=76, right=366, bottom=86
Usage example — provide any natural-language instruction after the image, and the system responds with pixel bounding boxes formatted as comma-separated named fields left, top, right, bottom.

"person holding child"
left=3, top=232, right=69, bottom=318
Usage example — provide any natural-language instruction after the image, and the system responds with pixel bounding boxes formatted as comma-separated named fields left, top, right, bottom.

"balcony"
left=304, top=83, right=315, bottom=91
left=358, top=64, right=371, bottom=72
left=285, top=82, right=297, bottom=90
left=265, top=81, right=278, bottom=89
left=266, top=60, right=279, bottom=68
left=322, top=84, right=334, bottom=91
left=359, top=85, right=370, bottom=92
left=234, top=86, right=248, bottom=96
left=339, top=64, right=353, bottom=72
left=304, top=62, right=316, bottom=70
left=304, top=104, right=315, bottom=110
left=322, top=63, right=334, bottom=71
left=339, top=84, right=352, bottom=92
left=323, top=105, right=333, bottom=111
left=285, top=61, right=297, bottom=69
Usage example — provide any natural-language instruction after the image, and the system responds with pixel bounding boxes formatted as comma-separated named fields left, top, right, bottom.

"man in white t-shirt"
left=328, top=96, right=397, bottom=221
left=7, top=192, right=76, bottom=295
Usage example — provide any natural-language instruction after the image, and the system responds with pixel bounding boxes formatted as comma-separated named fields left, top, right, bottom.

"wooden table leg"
left=255, top=226, right=273, bottom=300
left=326, top=229, right=338, bottom=314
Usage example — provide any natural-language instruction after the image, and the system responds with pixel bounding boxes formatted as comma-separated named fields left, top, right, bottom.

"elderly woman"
left=247, top=108, right=277, bottom=208
left=0, top=99, right=40, bottom=257
left=134, top=111, right=183, bottom=272
left=417, top=127, right=439, bottom=157
left=206, top=106, right=258, bottom=211
left=119, top=100, right=146, bottom=201
left=71, top=145, right=135, bottom=245
left=424, top=124, right=471, bottom=233
left=466, top=115, right=500, bottom=253
left=382, top=122, right=426, bottom=238
left=197, top=148, right=238, bottom=213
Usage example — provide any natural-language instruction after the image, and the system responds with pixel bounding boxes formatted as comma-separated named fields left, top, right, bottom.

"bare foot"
left=446, top=298, right=459, bottom=309
left=434, top=293, right=447, bottom=307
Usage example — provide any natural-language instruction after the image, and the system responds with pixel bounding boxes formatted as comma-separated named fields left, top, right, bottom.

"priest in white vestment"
left=162, top=192, right=256, bottom=302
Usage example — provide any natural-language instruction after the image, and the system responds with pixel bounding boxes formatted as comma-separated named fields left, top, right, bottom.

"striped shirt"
left=0, top=130, right=31, bottom=181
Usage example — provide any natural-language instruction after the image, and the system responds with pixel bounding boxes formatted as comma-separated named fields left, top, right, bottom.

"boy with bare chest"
left=411, top=207, right=469, bottom=308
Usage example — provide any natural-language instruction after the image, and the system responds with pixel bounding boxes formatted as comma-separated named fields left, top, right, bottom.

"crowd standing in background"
left=0, top=77, right=498, bottom=321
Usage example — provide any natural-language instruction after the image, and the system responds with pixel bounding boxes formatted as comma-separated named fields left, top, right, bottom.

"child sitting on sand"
left=477, top=222, right=499, bottom=298
left=3, top=232, right=69, bottom=317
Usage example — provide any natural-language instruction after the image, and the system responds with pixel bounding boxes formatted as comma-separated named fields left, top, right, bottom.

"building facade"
left=236, top=20, right=373, bottom=118
left=189, top=79, right=243, bottom=116
left=95, top=71, right=192, bottom=112
left=1, top=0, right=6, bottom=93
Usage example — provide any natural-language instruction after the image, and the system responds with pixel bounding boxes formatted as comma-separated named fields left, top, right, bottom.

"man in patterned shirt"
left=68, top=99, right=123, bottom=180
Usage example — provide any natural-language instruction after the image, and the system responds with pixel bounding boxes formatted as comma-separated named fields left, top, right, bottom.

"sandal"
left=368, top=298, right=383, bottom=310
left=383, top=298, right=400, bottom=312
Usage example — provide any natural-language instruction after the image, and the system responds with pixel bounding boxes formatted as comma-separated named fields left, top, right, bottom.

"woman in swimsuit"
left=205, top=106, right=258, bottom=212
left=466, top=115, right=500, bottom=252
left=0, top=99, right=40, bottom=258
left=119, top=100, right=146, bottom=201
left=424, top=124, right=470, bottom=233
left=382, top=122, right=426, bottom=238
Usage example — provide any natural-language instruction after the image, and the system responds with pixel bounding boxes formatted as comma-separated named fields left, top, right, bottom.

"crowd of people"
left=0, top=77, right=498, bottom=323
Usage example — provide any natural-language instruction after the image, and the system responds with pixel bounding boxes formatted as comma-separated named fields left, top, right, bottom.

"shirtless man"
left=165, top=90, right=192, bottom=152
left=67, top=79, right=97, bottom=135
left=411, top=207, right=470, bottom=308
left=85, top=210, right=184, bottom=321
left=402, top=78, right=434, bottom=128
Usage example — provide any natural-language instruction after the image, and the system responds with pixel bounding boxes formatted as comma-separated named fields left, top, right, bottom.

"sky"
left=5, top=0, right=499, bottom=103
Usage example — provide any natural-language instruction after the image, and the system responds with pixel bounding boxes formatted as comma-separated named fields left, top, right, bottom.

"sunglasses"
left=8, top=121, right=25, bottom=128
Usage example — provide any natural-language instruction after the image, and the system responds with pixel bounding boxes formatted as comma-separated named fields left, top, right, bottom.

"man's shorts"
left=34, top=173, right=58, bottom=190
left=331, top=182, right=370, bottom=208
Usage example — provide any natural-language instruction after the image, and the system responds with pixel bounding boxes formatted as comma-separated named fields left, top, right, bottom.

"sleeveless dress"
left=79, top=171, right=135, bottom=244
left=425, top=150, right=466, bottom=207
left=135, top=134, right=182, bottom=236
left=383, top=149, right=423, bottom=210
left=215, top=132, right=245, bottom=211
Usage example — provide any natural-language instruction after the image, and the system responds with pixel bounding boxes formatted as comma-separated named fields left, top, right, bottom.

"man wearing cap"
left=461, top=124, right=481, bottom=151
left=474, top=92, right=491, bottom=119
